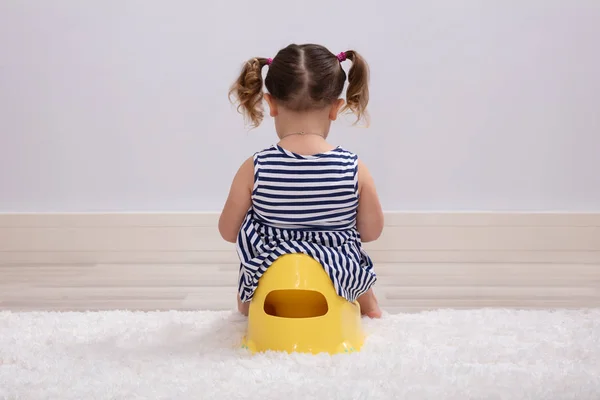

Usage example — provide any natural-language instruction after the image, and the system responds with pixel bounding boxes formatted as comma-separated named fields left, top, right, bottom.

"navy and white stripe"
left=236, top=145, right=377, bottom=303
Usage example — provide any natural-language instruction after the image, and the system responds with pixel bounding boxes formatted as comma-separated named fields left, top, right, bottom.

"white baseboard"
left=1, top=212, right=599, bottom=312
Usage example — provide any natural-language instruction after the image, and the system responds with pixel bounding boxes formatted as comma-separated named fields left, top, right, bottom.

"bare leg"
left=357, top=288, right=382, bottom=318
left=237, top=296, right=249, bottom=316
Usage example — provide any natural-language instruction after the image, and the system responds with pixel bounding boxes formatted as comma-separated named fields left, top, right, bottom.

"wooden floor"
left=2, top=262, right=599, bottom=313
left=1, top=212, right=599, bottom=313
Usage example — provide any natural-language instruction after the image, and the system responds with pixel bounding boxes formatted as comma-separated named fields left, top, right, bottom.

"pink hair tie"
left=266, top=58, right=273, bottom=65
left=336, top=52, right=347, bottom=62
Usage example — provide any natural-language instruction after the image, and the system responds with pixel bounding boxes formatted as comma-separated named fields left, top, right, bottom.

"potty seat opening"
left=263, top=289, right=329, bottom=318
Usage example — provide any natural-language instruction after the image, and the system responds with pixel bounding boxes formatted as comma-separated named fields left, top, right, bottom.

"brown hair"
left=228, top=44, right=370, bottom=128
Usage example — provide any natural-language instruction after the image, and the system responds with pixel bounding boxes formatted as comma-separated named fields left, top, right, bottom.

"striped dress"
left=236, top=144, right=377, bottom=303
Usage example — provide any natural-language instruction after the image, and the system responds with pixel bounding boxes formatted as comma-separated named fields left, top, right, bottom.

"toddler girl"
left=219, top=43, right=383, bottom=318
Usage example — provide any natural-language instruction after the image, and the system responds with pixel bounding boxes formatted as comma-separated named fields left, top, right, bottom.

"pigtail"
left=341, top=50, right=370, bottom=125
left=228, top=57, right=270, bottom=128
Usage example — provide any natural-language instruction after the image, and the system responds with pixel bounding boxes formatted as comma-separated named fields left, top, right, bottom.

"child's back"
left=252, top=143, right=359, bottom=231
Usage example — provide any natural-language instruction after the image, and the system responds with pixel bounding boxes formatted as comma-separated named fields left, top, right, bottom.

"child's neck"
left=275, top=109, right=331, bottom=139
left=277, top=134, right=336, bottom=155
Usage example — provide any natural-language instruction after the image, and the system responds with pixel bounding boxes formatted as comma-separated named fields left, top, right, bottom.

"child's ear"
left=329, top=99, right=346, bottom=121
left=264, top=93, right=278, bottom=117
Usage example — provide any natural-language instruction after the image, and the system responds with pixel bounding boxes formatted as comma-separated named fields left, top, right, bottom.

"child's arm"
left=218, top=157, right=254, bottom=243
left=356, top=159, right=384, bottom=242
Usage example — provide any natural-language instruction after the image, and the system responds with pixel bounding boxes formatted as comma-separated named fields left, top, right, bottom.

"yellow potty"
left=242, top=253, right=365, bottom=355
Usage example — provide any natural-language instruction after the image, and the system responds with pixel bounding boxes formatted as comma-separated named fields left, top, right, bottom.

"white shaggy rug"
left=1, top=309, right=599, bottom=400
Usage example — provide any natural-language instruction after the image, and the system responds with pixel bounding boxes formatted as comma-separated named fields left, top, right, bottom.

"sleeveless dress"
left=235, top=144, right=377, bottom=303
